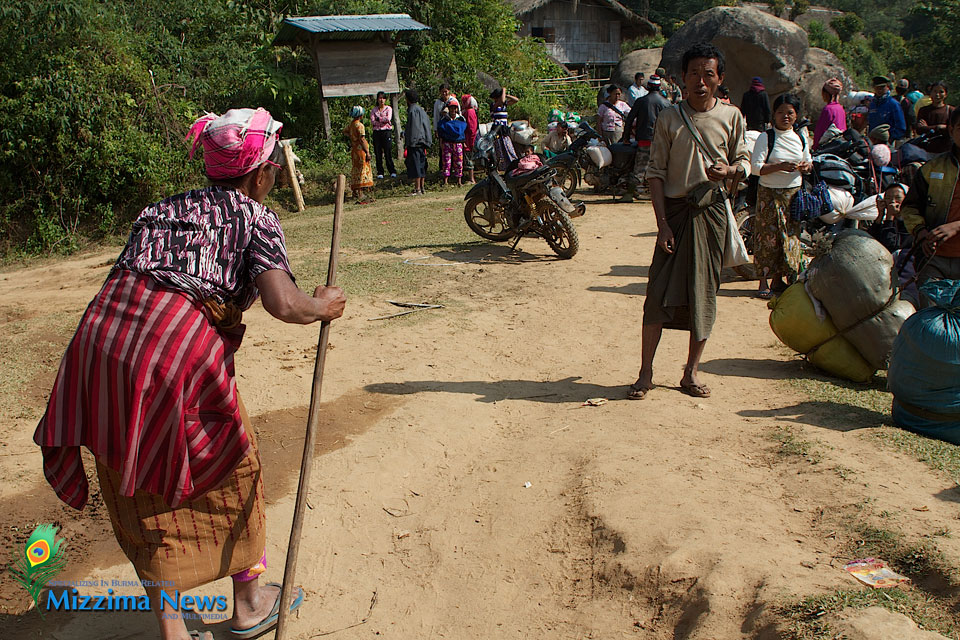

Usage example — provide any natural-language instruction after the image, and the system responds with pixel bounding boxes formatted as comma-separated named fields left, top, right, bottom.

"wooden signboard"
left=312, top=41, right=400, bottom=97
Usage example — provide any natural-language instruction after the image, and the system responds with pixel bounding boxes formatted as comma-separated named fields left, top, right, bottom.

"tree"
left=767, top=0, right=787, bottom=17
left=830, top=12, right=865, bottom=43
left=789, top=0, right=810, bottom=20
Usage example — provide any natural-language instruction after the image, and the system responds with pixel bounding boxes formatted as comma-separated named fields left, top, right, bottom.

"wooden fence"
left=534, top=73, right=610, bottom=96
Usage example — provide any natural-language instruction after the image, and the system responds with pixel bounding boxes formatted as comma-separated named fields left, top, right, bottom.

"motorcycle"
left=463, top=125, right=586, bottom=259
left=545, top=122, right=599, bottom=197
left=547, top=122, right=639, bottom=199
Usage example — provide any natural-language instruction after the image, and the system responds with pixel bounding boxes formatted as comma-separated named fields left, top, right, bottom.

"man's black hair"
left=883, top=182, right=906, bottom=196
left=635, top=72, right=644, bottom=80
left=440, top=83, right=450, bottom=91
left=405, top=89, right=419, bottom=104
left=773, top=93, right=802, bottom=114
left=681, top=43, right=725, bottom=76
left=931, top=80, right=948, bottom=93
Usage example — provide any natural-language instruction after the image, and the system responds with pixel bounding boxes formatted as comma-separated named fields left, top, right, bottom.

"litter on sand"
left=368, top=300, right=444, bottom=321
left=844, top=558, right=910, bottom=588
left=523, top=482, right=532, bottom=488
left=581, top=398, right=608, bottom=407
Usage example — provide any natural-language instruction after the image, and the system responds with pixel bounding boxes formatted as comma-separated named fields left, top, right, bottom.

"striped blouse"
left=115, top=186, right=293, bottom=310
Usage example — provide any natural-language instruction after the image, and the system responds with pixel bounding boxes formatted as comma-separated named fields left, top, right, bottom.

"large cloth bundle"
left=889, top=280, right=960, bottom=444
left=807, top=231, right=913, bottom=370
left=769, top=283, right=875, bottom=383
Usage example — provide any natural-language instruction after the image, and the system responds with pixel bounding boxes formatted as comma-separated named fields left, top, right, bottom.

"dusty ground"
left=1, top=193, right=958, bottom=639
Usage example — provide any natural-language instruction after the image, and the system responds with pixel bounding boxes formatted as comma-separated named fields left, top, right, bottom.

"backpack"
left=813, top=154, right=860, bottom=193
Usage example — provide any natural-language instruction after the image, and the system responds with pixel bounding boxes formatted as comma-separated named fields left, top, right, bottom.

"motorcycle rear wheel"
left=537, top=201, right=579, bottom=259
left=464, top=196, right=515, bottom=241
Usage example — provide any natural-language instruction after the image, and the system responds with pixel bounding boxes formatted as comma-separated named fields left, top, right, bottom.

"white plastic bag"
left=722, top=197, right=750, bottom=268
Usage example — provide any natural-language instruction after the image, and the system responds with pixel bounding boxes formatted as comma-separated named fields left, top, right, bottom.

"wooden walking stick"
left=276, top=174, right=345, bottom=639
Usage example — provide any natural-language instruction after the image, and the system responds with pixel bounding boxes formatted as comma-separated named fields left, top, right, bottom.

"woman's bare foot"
left=231, top=581, right=280, bottom=631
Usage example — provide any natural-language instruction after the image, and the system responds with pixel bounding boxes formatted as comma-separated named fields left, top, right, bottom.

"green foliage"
left=789, top=0, right=810, bottom=20
left=807, top=20, right=841, bottom=52
left=907, top=0, right=960, bottom=86
left=621, top=34, right=668, bottom=57
left=0, top=0, right=576, bottom=255
left=767, top=0, right=787, bottom=18
left=830, top=12, right=865, bottom=43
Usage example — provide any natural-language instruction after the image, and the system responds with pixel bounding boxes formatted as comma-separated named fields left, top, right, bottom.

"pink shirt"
left=598, top=100, right=630, bottom=132
left=371, top=105, right=393, bottom=131
left=814, top=101, right=847, bottom=148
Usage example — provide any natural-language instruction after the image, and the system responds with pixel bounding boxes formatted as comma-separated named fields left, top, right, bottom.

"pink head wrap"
left=186, top=108, right=282, bottom=179
left=822, top=78, right=843, bottom=101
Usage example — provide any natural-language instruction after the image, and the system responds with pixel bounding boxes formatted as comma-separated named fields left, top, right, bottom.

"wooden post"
left=281, top=142, right=306, bottom=212
left=391, top=92, right=403, bottom=166
left=275, top=174, right=345, bottom=640
left=309, top=39, right=332, bottom=140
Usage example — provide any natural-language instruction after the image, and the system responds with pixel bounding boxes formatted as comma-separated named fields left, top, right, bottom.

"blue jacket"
left=868, top=93, right=906, bottom=141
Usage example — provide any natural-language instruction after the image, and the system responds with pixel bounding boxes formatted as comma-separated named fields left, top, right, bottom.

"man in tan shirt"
left=628, top=43, right=750, bottom=401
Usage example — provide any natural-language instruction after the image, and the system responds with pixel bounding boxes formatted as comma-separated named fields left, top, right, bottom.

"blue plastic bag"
left=889, top=280, right=960, bottom=443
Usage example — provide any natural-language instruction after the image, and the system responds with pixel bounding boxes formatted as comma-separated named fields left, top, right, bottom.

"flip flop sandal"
left=754, top=289, right=773, bottom=299
left=229, top=583, right=305, bottom=639
left=680, top=381, right=711, bottom=398
left=627, top=381, right=653, bottom=400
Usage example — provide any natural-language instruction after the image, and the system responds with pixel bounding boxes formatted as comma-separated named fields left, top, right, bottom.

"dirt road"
left=2, top=195, right=958, bottom=639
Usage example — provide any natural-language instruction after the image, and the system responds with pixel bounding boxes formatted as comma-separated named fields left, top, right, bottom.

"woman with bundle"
left=34, top=108, right=346, bottom=640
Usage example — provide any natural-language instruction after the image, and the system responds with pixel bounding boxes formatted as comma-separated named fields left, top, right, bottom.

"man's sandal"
left=680, top=381, right=711, bottom=398
left=627, top=381, right=653, bottom=400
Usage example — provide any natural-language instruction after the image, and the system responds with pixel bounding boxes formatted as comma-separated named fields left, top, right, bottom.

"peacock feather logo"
left=9, top=524, right=67, bottom=612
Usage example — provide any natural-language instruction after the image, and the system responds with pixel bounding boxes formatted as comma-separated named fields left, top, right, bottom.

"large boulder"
left=794, top=47, right=856, bottom=123
left=612, top=48, right=663, bottom=90
left=660, top=7, right=809, bottom=105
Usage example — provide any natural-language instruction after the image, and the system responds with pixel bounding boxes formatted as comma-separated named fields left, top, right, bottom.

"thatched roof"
left=508, top=0, right=657, bottom=35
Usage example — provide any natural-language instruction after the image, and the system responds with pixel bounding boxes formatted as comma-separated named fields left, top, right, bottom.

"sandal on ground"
left=229, top=583, right=305, bottom=639
left=679, top=381, right=711, bottom=398
left=754, top=289, right=774, bottom=299
left=627, top=380, right=653, bottom=400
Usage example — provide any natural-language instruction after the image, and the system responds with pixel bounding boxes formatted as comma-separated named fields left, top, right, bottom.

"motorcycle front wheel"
left=464, top=196, right=515, bottom=241
left=537, top=201, right=579, bottom=259
left=732, top=204, right=757, bottom=280
left=555, top=166, right=579, bottom=198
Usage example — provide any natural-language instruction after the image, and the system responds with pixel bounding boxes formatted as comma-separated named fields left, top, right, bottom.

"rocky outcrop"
left=649, top=6, right=853, bottom=122
left=659, top=7, right=809, bottom=106
left=612, top=48, right=663, bottom=90
left=794, top=47, right=856, bottom=122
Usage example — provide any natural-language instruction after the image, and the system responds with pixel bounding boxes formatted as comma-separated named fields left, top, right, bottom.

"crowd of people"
left=343, top=84, right=518, bottom=200
left=27, top=39, right=960, bottom=640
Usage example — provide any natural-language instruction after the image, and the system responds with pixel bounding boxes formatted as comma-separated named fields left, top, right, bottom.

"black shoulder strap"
left=766, top=127, right=806, bottom=162
left=603, top=101, right=626, bottom=119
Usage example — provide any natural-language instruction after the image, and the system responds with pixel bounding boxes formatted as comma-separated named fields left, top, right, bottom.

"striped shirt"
left=115, top=186, right=293, bottom=310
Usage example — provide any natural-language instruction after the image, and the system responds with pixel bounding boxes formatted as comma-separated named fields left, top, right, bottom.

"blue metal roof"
left=273, top=14, right=430, bottom=45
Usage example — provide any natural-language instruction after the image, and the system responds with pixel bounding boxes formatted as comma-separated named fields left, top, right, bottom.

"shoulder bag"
left=676, top=104, right=750, bottom=268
